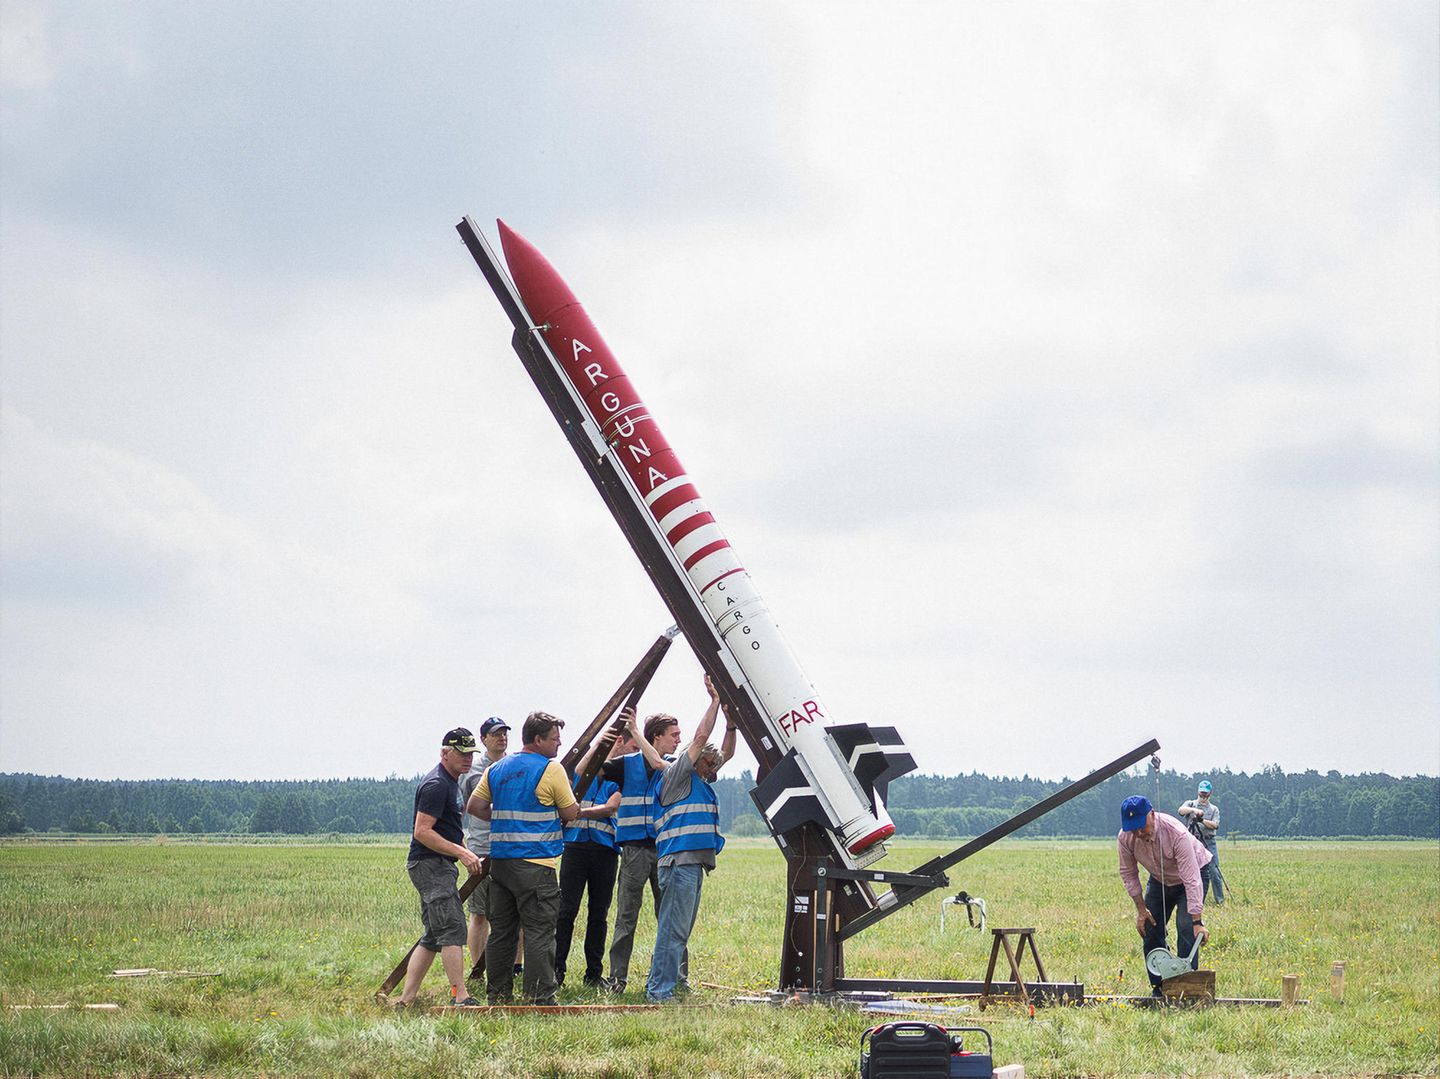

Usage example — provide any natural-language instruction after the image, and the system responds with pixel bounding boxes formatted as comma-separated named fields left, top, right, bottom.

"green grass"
left=0, top=838, right=1435, bottom=1076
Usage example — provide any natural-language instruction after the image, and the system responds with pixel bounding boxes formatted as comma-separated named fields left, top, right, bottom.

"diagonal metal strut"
left=838, top=738, right=1161, bottom=940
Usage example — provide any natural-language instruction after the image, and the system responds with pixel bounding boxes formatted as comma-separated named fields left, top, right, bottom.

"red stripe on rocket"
left=494, top=220, right=908, bottom=858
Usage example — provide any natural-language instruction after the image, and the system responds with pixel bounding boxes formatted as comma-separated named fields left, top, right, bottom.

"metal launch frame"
left=776, top=738, right=1159, bottom=999
left=458, top=216, right=1159, bottom=999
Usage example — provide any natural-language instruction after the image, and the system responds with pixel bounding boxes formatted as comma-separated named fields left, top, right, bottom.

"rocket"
left=458, top=217, right=914, bottom=870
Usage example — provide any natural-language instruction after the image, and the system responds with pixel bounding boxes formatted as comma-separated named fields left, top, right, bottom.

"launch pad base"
left=735, top=983, right=1080, bottom=1011
left=832, top=979, right=1083, bottom=1005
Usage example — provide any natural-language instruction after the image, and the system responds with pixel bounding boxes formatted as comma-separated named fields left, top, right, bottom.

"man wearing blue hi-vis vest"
left=554, top=736, right=623, bottom=989
left=629, top=675, right=736, bottom=1003
left=600, top=707, right=684, bottom=993
left=466, top=711, right=617, bottom=1004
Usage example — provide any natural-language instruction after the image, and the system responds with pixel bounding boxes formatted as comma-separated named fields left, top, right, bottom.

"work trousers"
left=555, top=841, right=618, bottom=986
left=608, top=842, right=674, bottom=989
left=486, top=858, right=561, bottom=1004
left=1142, top=876, right=1201, bottom=992
left=646, top=862, right=705, bottom=1002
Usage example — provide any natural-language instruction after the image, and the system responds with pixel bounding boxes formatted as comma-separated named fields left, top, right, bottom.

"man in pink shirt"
left=1117, top=795, right=1212, bottom=995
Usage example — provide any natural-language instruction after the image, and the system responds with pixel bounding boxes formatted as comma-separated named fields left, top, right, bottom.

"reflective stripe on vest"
left=563, top=776, right=619, bottom=849
left=489, top=752, right=563, bottom=859
left=614, top=753, right=656, bottom=843
left=655, top=773, right=725, bottom=859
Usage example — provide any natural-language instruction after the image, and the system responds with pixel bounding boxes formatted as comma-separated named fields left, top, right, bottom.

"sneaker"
left=513, top=963, right=524, bottom=976
left=606, top=978, right=626, bottom=994
left=452, top=996, right=482, bottom=1007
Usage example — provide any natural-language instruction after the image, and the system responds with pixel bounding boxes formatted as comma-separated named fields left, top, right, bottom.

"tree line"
left=0, top=764, right=1434, bottom=839
left=880, top=765, right=1438, bottom=840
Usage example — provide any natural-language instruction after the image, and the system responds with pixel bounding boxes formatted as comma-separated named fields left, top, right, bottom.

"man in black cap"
left=394, top=727, right=485, bottom=1007
left=458, top=717, right=511, bottom=978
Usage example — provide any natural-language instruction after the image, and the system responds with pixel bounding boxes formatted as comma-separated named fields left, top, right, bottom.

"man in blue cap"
left=1117, top=794, right=1212, bottom=995
left=1178, top=780, right=1224, bottom=904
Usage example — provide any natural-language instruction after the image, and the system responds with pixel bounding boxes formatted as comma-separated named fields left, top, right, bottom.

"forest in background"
left=2, top=765, right=1434, bottom=839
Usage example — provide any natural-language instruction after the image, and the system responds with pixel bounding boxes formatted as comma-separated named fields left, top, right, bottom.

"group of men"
left=1116, top=779, right=1225, bottom=995
left=393, top=675, right=733, bottom=1007
left=395, top=703, right=1229, bottom=1006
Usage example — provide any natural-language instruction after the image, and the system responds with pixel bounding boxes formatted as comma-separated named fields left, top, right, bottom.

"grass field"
left=0, top=837, right=1435, bottom=1077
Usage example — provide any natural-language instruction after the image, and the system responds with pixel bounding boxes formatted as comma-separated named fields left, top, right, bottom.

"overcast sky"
left=2, top=2, right=1436, bottom=786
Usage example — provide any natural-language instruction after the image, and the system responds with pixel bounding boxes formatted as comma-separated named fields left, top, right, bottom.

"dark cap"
left=480, top=717, right=511, bottom=738
left=1120, top=794, right=1152, bottom=832
left=442, top=727, right=479, bottom=753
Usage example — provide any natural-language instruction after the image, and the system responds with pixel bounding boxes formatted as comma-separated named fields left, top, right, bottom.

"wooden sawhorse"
left=980, top=927, right=1048, bottom=1008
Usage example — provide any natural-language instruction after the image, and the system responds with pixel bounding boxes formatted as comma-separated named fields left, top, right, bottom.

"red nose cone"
left=496, top=219, right=579, bottom=326
left=847, top=823, right=895, bottom=853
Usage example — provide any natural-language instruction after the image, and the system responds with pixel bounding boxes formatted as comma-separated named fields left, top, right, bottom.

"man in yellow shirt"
left=466, top=711, right=609, bottom=1004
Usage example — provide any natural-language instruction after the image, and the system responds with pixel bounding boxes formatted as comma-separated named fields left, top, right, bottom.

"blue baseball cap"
left=1120, top=795, right=1152, bottom=832
left=1198, top=780, right=1211, bottom=793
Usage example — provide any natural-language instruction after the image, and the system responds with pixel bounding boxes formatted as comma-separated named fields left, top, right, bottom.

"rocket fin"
left=750, top=749, right=829, bottom=836
left=826, top=724, right=917, bottom=811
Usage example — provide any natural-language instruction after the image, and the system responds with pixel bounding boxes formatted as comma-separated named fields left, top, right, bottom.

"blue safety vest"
left=614, top=753, right=657, bottom=843
left=655, top=767, right=726, bottom=859
left=488, top=752, right=564, bottom=860
left=563, top=776, right=619, bottom=850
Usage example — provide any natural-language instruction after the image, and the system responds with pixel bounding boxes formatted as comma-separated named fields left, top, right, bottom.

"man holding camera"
left=1178, top=780, right=1224, bottom=904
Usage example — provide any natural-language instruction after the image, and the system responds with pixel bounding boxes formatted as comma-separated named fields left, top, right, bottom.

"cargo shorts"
left=407, top=856, right=467, bottom=950
left=466, top=873, right=492, bottom=918
left=464, top=840, right=491, bottom=917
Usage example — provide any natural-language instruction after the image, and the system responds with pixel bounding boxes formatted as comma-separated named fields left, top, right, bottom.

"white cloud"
left=0, top=2, right=53, bottom=92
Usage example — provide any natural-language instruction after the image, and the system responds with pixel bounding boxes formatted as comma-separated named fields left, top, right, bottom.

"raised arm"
left=575, top=736, right=604, bottom=777
left=719, top=700, right=738, bottom=765
left=685, top=675, right=722, bottom=764
left=626, top=710, right=667, bottom=771
left=577, top=707, right=631, bottom=775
